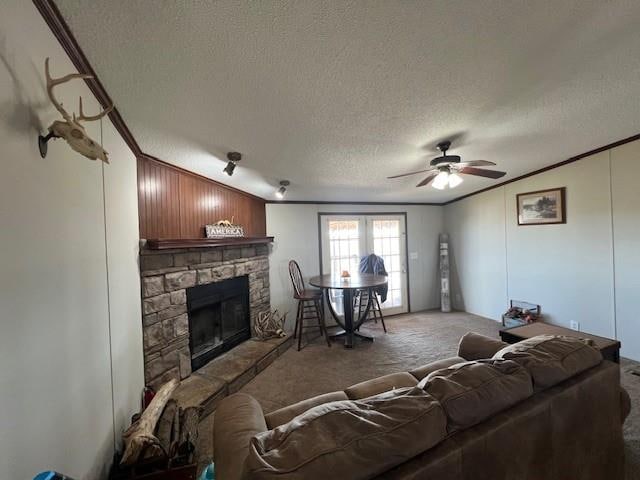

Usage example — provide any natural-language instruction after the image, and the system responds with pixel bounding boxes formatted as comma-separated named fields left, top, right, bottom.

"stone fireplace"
left=139, top=242, right=270, bottom=389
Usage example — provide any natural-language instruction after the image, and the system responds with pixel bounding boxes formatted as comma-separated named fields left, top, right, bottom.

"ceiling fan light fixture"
left=388, top=139, right=506, bottom=189
left=448, top=172, right=463, bottom=188
left=432, top=170, right=449, bottom=190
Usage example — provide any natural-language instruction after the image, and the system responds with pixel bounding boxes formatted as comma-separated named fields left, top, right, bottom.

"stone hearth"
left=139, top=243, right=271, bottom=390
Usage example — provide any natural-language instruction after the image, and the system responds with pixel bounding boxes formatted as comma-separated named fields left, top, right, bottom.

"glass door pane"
left=321, top=216, right=365, bottom=315
left=368, top=216, right=407, bottom=315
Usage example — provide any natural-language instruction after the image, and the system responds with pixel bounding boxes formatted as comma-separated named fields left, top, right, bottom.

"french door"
left=320, top=214, right=408, bottom=316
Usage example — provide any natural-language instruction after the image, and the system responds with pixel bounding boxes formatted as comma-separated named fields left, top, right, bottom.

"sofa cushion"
left=344, top=371, right=418, bottom=399
left=265, top=391, right=348, bottom=429
left=213, top=393, right=267, bottom=480
left=493, top=334, right=602, bottom=390
left=409, top=356, right=465, bottom=381
left=418, top=359, right=533, bottom=431
left=457, top=332, right=508, bottom=360
left=243, top=387, right=447, bottom=480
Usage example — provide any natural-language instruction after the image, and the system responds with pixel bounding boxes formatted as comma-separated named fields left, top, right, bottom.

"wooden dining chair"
left=288, top=260, right=331, bottom=350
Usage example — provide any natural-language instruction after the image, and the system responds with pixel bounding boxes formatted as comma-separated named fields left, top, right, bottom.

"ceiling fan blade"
left=455, top=160, right=496, bottom=168
left=416, top=172, right=439, bottom=187
left=387, top=168, right=434, bottom=179
left=458, top=167, right=506, bottom=179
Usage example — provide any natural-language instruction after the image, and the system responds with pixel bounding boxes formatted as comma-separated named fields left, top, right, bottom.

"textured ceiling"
left=55, top=0, right=640, bottom=202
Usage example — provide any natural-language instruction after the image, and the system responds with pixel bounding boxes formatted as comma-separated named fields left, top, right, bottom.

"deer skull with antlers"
left=39, top=58, right=113, bottom=162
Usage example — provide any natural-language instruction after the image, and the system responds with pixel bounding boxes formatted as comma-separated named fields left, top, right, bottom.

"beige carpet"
left=198, top=311, right=640, bottom=478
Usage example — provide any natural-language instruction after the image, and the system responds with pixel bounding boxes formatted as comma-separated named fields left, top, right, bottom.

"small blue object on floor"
left=198, top=462, right=215, bottom=480
left=34, top=472, right=75, bottom=480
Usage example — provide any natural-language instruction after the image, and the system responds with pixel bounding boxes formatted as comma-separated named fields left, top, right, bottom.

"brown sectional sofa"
left=213, top=333, right=629, bottom=479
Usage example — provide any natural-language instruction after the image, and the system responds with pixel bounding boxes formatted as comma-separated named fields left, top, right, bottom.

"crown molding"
left=443, top=132, right=640, bottom=205
left=265, top=200, right=442, bottom=206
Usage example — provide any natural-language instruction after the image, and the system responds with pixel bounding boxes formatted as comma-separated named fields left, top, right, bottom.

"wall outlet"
left=570, top=321, right=580, bottom=331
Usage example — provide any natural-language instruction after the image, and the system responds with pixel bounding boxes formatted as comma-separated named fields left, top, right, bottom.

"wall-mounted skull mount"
left=38, top=58, right=114, bottom=162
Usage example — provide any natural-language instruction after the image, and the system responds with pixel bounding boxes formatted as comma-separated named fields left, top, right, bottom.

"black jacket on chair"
left=359, top=254, right=388, bottom=303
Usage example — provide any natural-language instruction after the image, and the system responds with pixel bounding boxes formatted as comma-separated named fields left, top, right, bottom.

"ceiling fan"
left=388, top=141, right=507, bottom=189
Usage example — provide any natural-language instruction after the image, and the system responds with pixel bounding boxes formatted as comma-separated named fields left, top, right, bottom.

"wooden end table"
left=499, top=322, right=621, bottom=363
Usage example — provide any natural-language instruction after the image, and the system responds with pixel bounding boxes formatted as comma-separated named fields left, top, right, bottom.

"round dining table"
left=309, top=273, right=388, bottom=348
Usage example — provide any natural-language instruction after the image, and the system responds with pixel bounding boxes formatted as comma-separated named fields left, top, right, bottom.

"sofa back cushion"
left=493, top=335, right=602, bottom=390
left=457, top=332, right=508, bottom=360
left=344, top=371, right=418, bottom=399
left=418, top=359, right=533, bottom=431
left=409, top=356, right=465, bottom=381
left=265, top=391, right=348, bottom=429
left=243, top=387, right=447, bottom=480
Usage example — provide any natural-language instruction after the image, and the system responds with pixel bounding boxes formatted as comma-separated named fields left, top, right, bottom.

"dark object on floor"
left=359, top=254, right=388, bottom=302
left=502, top=299, right=541, bottom=328
left=288, top=260, right=330, bottom=350
left=499, top=322, right=621, bottom=363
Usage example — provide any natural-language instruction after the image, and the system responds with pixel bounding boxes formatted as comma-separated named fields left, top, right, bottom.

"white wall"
left=101, top=120, right=145, bottom=449
left=444, top=141, right=640, bottom=361
left=0, top=2, right=143, bottom=479
left=267, top=203, right=443, bottom=326
left=445, top=188, right=508, bottom=321
left=610, top=141, right=640, bottom=362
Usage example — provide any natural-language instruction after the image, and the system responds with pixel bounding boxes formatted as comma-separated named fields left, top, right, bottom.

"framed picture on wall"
left=516, top=187, right=566, bottom=226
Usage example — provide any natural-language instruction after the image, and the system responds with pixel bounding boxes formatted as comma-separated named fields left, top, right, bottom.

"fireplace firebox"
left=186, top=275, right=251, bottom=371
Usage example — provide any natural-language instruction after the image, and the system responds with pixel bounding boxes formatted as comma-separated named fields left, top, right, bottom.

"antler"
left=44, top=57, right=92, bottom=122
left=77, top=96, right=114, bottom=122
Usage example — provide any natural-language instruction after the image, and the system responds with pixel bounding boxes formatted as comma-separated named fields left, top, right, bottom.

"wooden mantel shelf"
left=145, top=236, right=274, bottom=250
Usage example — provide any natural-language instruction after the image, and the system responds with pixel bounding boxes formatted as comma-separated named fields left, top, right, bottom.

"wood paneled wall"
left=137, top=156, right=266, bottom=239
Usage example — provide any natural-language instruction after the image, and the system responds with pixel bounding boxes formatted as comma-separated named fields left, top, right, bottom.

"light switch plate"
left=570, top=321, right=580, bottom=331
left=409, top=252, right=418, bottom=260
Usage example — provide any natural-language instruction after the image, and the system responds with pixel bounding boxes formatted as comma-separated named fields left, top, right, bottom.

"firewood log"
left=120, top=379, right=179, bottom=465
left=155, top=399, right=177, bottom=456
left=178, top=406, right=201, bottom=455
left=170, top=403, right=181, bottom=458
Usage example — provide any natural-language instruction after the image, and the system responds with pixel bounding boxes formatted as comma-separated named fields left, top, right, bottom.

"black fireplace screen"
left=186, top=275, right=250, bottom=371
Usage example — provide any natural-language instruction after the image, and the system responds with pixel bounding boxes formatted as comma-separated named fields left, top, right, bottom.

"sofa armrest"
left=213, top=393, right=267, bottom=480
left=621, top=386, right=631, bottom=424
left=458, top=332, right=507, bottom=361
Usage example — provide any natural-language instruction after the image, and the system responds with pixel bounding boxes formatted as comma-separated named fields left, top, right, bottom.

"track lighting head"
left=275, top=180, right=290, bottom=199
left=223, top=151, right=242, bottom=176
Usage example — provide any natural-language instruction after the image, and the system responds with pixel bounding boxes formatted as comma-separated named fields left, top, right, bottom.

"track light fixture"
left=275, top=180, right=290, bottom=199
left=223, top=151, right=242, bottom=176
